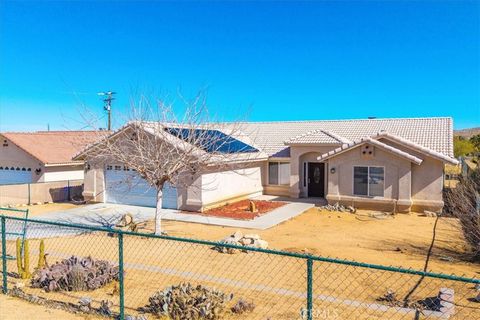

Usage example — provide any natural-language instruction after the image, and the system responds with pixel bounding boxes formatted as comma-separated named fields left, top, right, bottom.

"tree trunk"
left=154, top=189, right=162, bottom=235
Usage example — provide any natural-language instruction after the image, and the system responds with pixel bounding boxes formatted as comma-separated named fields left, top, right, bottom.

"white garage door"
left=0, top=167, right=32, bottom=185
left=104, top=166, right=178, bottom=209
left=105, top=166, right=157, bottom=207
left=161, top=182, right=178, bottom=209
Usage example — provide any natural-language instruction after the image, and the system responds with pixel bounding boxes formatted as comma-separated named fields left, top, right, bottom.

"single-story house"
left=75, top=117, right=458, bottom=212
left=0, top=131, right=102, bottom=184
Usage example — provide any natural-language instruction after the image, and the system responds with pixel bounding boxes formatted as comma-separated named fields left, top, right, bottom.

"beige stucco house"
left=77, top=117, right=457, bottom=212
left=0, top=131, right=102, bottom=184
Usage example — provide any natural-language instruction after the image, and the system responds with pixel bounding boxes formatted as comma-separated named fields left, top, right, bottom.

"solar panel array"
left=165, top=127, right=259, bottom=154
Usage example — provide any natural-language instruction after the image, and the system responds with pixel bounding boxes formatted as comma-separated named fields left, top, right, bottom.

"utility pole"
left=98, top=91, right=116, bottom=131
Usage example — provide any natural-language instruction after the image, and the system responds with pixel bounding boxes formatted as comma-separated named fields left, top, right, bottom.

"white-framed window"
left=268, top=162, right=290, bottom=185
left=353, top=166, right=384, bottom=197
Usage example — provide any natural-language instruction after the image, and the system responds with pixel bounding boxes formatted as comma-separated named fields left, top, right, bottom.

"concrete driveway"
left=6, top=199, right=314, bottom=239
left=6, top=203, right=156, bottom=239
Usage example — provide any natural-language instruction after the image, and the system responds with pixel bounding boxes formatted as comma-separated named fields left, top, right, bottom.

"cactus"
left=16, top=238, right=31, bottom=279
left=23, top=240, right=31, bottom=279
left=37, top=240, right=46, bottom=269
left=69, top=264, right=87, bottom=291
left=31, top=255, right=120, bottom=292
left=231, top=298, right=255, bottom=314
left=142, top=283, right=232, bottom=319
left=16, top=238, right=24, bottom=277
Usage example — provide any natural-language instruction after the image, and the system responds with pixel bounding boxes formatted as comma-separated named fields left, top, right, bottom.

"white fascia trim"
left=373, top=132, right=458, bottom=165
left=317, top=138, right=423, bottom=165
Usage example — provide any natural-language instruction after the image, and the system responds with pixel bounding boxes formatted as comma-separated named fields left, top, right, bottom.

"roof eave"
left=373, top=132, right=458, bottom=165
left=317, top=139, right=423, bottom=165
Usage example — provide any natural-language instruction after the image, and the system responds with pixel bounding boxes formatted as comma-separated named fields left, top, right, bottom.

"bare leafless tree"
left=77, top=92, right=262, bottom=235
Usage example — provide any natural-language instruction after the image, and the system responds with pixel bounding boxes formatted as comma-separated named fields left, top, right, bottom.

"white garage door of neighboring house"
left=104, top=166, right=178, bottom=209
left=0, top=167, right=32, bottom=185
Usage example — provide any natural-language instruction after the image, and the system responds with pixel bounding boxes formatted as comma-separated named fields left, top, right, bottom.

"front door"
left=308, top=162, right=325, bottom=197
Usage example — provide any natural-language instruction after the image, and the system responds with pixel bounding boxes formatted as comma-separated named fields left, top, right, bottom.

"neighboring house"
left=76, top=117, right=458, bottom=212
left=0, top=131, right=102, bottom=184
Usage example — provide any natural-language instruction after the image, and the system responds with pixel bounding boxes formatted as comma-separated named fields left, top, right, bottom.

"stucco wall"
left=377, top=138, right=444, bottom=209
left=200, top=162, right=263, bottom=208
left=326, top=145, right=413, bottom=211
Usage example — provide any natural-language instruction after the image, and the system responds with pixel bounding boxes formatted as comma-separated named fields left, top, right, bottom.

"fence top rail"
left=0, top=207, right=29, bottom=214
left=0, top=179, right=84, bottom=187
left=1, top=213, right=479, bottom=284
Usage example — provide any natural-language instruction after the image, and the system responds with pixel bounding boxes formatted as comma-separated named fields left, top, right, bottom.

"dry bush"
left=443, top=168, right=480, bottom=261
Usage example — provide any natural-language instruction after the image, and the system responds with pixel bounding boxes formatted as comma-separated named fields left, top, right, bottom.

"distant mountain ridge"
left=454, top=127, right=480, bottom=138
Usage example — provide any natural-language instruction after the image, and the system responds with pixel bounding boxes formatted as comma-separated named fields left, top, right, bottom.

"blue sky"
left=0, top=1, right=478, bottom=131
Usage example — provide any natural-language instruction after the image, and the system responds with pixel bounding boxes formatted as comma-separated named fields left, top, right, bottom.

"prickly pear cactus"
left=31, top=255, right=120, bottom=292
left=141, top=283, right=233, bottom=320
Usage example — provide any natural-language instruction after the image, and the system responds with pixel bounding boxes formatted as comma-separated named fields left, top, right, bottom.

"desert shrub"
left=443, top=168, right=480, bottom=261
left=31, top=256, right=120, bottom=292
left=141, top=283, right=232, bottom=320
left=231, top=298, right=255, bottom=314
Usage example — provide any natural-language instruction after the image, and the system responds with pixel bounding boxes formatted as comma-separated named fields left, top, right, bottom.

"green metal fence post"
left=307, top=257, right=313, bottom=320
left=118, top=232, right=125, bottom=320
left=1, top=216, right=7, bottom=294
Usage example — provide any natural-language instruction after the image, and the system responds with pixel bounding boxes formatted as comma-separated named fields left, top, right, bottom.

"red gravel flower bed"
left=202, top=200, right=286, bottom=220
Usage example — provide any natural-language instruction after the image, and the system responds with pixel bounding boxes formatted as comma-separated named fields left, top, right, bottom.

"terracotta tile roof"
left=317, top=138, right=424, bottom=165
left=1, top=131, right=104, bottom=165
left=233, top=117, right=454, bottom=158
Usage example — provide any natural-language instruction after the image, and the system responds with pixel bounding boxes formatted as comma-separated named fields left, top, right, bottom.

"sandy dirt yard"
left=1, top=206, right=479, bottom=319
left=0, top=294, right=100, bottom=319
left=150, top=208, right=478, bottom=276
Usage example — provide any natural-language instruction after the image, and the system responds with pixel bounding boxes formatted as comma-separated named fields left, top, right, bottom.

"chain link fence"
left=0, top=210, right=479, bottom=320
